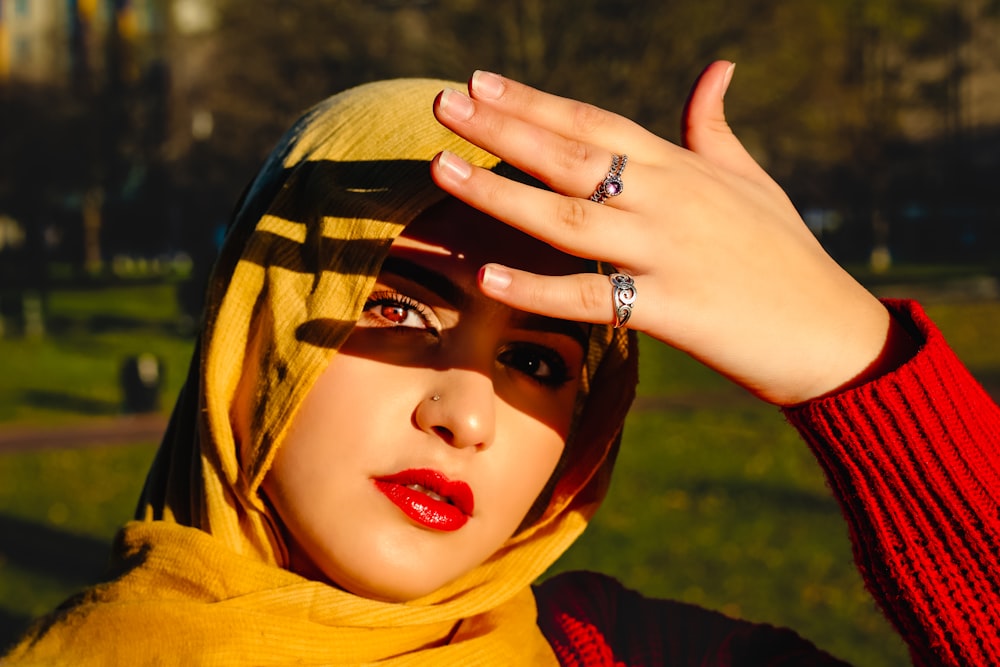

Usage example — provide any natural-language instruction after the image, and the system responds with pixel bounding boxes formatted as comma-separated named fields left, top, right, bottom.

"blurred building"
left=0, top=0, right=165, bottom=85
left=0, top=1, right=997, bottom=268
left=0, top=0, right=66, bottom=82
left=898, top=0, right=1000, bottom=139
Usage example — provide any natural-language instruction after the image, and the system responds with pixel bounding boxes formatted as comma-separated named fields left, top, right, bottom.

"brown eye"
left=361, top=291, right=436, bottom=333
left=498, top=344, right=570, bottom=388
left=381, top=305, right=408, bottom=323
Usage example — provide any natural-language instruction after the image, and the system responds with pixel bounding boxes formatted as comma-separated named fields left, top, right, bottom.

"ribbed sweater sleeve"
left=783, top=299, right=1000, bottom=667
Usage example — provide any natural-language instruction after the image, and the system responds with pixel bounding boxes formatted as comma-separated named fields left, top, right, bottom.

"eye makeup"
left=379, top=255, right=589, bottom=353
left=361, top=291, right=438, bottom=333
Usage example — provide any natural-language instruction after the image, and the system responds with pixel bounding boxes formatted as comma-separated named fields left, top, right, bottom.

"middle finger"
left=434, top=88, right=654, bottom=206
left=467, top=72, right=675, bottom=165
left=430, top=150, right=644, bottom=271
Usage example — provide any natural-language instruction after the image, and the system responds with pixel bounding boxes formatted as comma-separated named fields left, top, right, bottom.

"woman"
left=5, top=64, right=998, bottom=665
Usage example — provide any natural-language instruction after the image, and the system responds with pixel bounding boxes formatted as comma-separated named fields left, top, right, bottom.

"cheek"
left=490, top=411, right=568, bottom=518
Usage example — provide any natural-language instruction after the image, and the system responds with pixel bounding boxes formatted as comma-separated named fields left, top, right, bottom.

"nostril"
left=432, top=425, right=454, bottom=443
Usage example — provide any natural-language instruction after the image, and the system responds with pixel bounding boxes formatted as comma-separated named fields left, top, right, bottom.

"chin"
left=287, top=531, right=476, bottom=602
left=337, top=573, right=447, bottom=603
left=307, top=554, right=457, bottom=602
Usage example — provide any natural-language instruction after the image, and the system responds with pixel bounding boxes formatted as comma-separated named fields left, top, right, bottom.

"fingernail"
left=479, top=264, right=512, bottom=292
left=438, top=150, right=472, bottom=181
left=471, top=70, right=505, bottom=99
left=440, top=88, right=474, bottom=120
left=721, top=62, right=735, bottom=101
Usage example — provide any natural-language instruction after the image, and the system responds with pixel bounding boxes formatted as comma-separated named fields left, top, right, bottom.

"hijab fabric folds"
left=7, top=79, right=638, bottom=665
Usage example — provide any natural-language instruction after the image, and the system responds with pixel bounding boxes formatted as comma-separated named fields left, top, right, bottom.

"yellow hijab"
left=7, top=79, right=638, bottom=666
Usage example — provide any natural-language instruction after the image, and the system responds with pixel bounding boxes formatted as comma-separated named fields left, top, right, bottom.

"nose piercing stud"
left=431, top=394, right=441, bottom=401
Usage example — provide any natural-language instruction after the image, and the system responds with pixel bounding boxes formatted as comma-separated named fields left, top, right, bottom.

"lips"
left=373, top=468, right=474, bottom=532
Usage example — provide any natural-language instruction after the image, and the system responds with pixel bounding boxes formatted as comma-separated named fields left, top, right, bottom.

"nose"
left=414, top=369, right=496, bottom=450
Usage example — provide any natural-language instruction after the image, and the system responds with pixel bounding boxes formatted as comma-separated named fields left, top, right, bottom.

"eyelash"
left=361, top=290, right=572, bottom=388
left=499, top=344, right=571, bottom=388
left=362, top=291, right=437, bottom=333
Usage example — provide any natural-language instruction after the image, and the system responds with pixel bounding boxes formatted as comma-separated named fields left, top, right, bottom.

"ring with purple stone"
left=589, top=153, right=628, bottom=204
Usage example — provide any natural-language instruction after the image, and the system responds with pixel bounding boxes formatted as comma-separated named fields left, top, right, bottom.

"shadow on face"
left=254, top=199, right=596, bottom=601
left=337, top=197, right=592, bottom=436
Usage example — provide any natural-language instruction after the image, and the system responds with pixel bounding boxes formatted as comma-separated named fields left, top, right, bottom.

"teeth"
left=405, top=483, right=448, bottom=504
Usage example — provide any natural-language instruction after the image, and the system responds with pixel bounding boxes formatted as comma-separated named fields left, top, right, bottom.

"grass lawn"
left=0, top=442, right=157, bottom=631
left=1, top=280, right=998, bottom=664
left=549, top=361, right=907, bottom=665
left=0, top=283, right=195, bottom=425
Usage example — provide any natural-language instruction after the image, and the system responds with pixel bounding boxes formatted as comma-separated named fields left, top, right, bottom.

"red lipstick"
left=373, top=468, right=474, bottom=532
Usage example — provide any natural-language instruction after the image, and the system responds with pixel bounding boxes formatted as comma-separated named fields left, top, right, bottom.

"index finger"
left=465, top=71, right=675, bottom=164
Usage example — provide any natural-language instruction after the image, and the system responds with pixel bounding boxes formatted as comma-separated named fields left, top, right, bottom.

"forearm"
left=784, top=299, right=1000, bottom=667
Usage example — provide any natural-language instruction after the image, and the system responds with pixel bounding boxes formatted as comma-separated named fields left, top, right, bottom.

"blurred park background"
left=2, top=1, right=1000, bottom=664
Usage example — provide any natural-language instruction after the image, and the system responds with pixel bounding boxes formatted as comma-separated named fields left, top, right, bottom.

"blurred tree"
left=113, top=0, right=994, bottom=269
left=3, top=0, right=998, bottom=281
left=176, top=0, right=977, bottom=189
left=164, top=0, right=778, bottom=214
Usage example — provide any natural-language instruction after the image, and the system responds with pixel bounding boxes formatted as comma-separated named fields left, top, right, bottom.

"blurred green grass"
left=550, top=378, right=907, bottom=665
left=0, top=442, right=157, bottom=623
left=2, top=280, right=998, bottom=665
left=0, top=283, right=194, bottom=425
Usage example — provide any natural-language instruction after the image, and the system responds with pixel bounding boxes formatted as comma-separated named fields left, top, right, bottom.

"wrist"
left=797, top=302, right=920, bottom=405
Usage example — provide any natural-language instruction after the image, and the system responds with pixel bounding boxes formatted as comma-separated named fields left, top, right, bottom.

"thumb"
left=682, top=61, right=768, bottom=182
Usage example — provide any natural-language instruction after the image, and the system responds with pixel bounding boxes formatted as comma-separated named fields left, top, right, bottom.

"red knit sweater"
left=535, top=300, right=1000, bottom=666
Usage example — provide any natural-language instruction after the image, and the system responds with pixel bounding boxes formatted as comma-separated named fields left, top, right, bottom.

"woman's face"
left=259, top=198, right=589, bottom=602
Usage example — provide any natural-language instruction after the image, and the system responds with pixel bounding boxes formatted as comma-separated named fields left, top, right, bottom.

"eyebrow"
left=513, top=313, right=591, bottom=352
left=380, top=255, right=590, bottom=351
left=381, top=256, right=466, bottom=308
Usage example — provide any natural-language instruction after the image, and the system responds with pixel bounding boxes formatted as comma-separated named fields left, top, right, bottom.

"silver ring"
left=590, top=154, right=628, bottom=204
left=610, top=273, right=636, bottom=329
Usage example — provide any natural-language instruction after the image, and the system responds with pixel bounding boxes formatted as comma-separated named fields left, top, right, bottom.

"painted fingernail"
left=721, top=62, right=735, bottom=101
left=438, top=150, right=472, bottom=181
left=479, top=264, right=512, bottom=292
left=471, top=70, right=505, bottom=99
left=440, top=88, right=474, bottom=120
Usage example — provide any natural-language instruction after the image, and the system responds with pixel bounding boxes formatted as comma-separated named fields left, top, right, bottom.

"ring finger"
left=479, top=265, right=642, bottom=330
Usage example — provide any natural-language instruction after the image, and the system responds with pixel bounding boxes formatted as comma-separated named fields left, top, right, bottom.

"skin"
left=257, top=199, right=589, bottom=602
left=252, top=62, right=917, bottom=604
left=428, top=62, right=917, bottom=407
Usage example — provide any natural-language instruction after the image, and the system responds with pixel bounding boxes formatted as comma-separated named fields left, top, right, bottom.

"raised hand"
left=429, top=62, right=914, bottom=406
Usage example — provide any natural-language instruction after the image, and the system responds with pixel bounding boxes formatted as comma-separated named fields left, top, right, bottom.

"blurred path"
left=1, top=275, right=997, bottom=454
left=869, top=275, right=1000, bottom=303
left=0, top=414, right=167, bottom=453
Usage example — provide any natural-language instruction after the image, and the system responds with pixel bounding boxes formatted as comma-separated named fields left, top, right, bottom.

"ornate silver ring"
left=610, top=272, right=636, bottom=329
